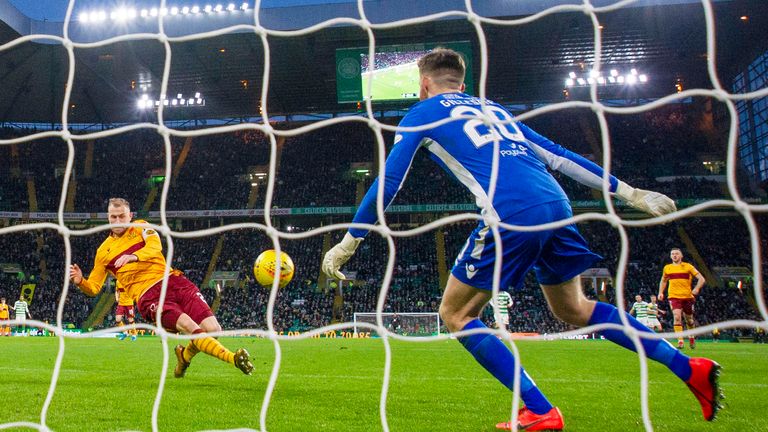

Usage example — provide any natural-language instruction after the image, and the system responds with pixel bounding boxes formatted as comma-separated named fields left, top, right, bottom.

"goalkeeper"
left=323, top=48, right=722, bottom=430
left=70, top=198, right=253, bottom=378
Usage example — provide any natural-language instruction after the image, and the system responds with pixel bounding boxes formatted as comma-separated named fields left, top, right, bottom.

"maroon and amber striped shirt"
left=77, top=220, right=176, bottom=303
left=662, top=262, right=699, bottom=299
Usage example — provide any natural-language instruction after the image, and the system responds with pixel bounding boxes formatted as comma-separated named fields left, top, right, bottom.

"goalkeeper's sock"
left=589, top=302, right=692, bottom=381
left=459, top=319, right=553, bottom=415
left=191, top=329, right=234, bottom=365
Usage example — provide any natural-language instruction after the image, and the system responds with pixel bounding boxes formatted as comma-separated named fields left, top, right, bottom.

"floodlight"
left=128, top=9, right=137, bottom=18
left=150, top=8, right=158, bottom=16
left=192, top=6, right=201, bottom=13
left=227, top=3, right=236, bottom=11
left=110, top=11, right=118, bottom=20
left=79, top=12, right=89, bottom=22
left=195, top=92, right=201, bottom=98
left=160, top=8, right=168, bottom=16
left=577, top=78, right=586, bottom=85
left=617, top=75, right=625, bottom=83
left=177, top=93, right=183, bottom=99
left=589, top=70, right=599, bottom=78
left=98, top=11, right=107, bottom=21
left=182, top=6, right=190, bottom=14
left=204, top=5, right=213, bottom=12
left=196, top=98, right=203, bottom=104
left=626, top=74, right=638, bottom=84
left=140, top=9, right=148, bottom=17
left=155, top=101, right=160, bottom=106
left=142, top=94, right=149, bottom=100
left=630, top=68, right=638, bottom=75
left=568, top=71, right=576, bottom=79
left=241, top=2, right=249, bottom=10
left=597, top=77, right=606, bottom=84
left=89, top=11, right=100, bottom=21
left=608, top=76, right=616, bottom=83
left=163, top=100, right=169, bottom=105
left=610, top=69, right=618, bottom=77
left=180, top=99, right=186, bottom=105
left=170, top=7, right=179, bottom=15
left=137, top=100, right=145, bottom=109
left=565, top=78, right=574, bottom=86
left=215, top=4, right=223, bottom=12
left=188, top=98, right=194, bottom=104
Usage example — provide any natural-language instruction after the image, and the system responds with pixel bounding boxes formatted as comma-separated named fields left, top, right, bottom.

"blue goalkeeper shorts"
left=451, top=200, right=601, bottom=291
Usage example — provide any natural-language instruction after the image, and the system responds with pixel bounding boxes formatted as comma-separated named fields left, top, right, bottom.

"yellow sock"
left=183, top=341, right=201, bottom=363
left=674, top=324, right=683, bottom=341
left=191, top=335, right=234, bottom=365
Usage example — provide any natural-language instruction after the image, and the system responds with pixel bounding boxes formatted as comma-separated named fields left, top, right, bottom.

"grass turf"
left=0, top=337, right=765, bottom=431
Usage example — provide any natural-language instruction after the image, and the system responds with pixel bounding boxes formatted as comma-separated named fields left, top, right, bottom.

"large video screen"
left=336, top=41, right=473, bottom=103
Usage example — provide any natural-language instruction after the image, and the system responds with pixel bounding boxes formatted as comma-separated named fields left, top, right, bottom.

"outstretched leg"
left=441, top=276, right=563, bottom=431
left=174, top=314, right=253, bottom=377
left=541, top=276, right=722, bottom=420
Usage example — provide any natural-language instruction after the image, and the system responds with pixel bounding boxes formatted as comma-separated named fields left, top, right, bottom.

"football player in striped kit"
left=629, top=294, right=651, bottom=326
left=492, top=290, right=513, bottom=331
left=70, top=198, right=253, bottom=377
left=11, top=295, right=31, bottom=336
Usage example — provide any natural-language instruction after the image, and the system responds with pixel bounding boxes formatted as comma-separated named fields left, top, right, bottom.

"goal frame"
left=353, top=312, right=441, bottom=337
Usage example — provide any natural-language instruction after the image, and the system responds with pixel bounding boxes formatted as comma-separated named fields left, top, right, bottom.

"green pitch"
left=362, top=62, right=420, bottom=100
left=1, top=337, right=766, bottom=431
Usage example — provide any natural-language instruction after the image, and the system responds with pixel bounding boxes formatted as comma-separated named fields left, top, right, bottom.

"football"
left=253, top=249, right=295, bottom=288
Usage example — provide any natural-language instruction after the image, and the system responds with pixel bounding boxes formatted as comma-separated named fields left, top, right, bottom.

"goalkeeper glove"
left=615, top=181, right=677, bottom=217
left=322, top=233, right=364, bottom=280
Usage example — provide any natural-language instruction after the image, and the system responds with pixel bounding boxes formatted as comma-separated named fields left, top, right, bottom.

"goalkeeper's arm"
left=323, top=112, right=426, bottom=280
left=519, top=122, right=676, bottom=217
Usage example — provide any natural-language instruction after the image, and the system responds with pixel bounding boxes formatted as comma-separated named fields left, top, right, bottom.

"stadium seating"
left=0, top=109, right=765, bottom=336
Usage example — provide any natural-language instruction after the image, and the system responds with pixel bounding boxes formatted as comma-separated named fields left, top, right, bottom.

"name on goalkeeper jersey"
left=439, top=97, right=490, bottom=107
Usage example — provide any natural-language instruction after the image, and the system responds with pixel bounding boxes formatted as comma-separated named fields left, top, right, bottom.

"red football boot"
left=496, top=407, right=564, bottom=431
left=686, top=357, right=723, bottom=421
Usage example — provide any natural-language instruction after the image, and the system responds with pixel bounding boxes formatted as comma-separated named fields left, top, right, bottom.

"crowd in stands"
left=0, top=105, right=766, bottom=338
left=360, top=50, right=428, bottom=73
left=2, top=104, right=762, bottom=214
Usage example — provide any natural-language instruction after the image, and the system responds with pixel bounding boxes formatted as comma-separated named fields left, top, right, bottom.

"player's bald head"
left=418, top=48, right=465, bottom=89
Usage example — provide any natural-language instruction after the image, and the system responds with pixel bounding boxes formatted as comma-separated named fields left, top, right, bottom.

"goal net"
left=353, top=312, right=441, bottom=337
left=0, top=0, right=766, bottom=431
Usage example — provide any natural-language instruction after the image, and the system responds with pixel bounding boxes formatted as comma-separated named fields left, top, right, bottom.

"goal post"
left=353, top=312, right=441, bottom=337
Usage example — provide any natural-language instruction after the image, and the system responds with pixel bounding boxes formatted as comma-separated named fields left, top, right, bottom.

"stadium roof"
left=0, top=0, right=765, bottom=125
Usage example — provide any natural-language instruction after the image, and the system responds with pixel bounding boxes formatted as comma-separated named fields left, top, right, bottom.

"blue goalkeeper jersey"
left=349, top=92, right=619, bottom=237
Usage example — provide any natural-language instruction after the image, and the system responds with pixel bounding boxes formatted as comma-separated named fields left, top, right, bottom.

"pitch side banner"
left=2, top=198, right=765, bottom=220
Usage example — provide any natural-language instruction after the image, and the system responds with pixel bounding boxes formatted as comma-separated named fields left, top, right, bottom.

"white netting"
left=0, top=0, right=766, bottom=431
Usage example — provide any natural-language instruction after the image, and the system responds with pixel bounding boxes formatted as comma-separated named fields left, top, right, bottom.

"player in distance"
left=491, top=290, right=513, bottom=335
left=69, top=198, right=253, bottom=377
left=0, top=297, right=10, bottom=336
left=647, top=294, right=664, bottom=332
left=658, top=247, right=705, bottom=349
left=11, top=295, right=32, bottom=336
left=114, top=281, right=138, bottom=341
left=322, top=48, right=723, bottom=430
left=629, top=294, right=650, bottom=327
